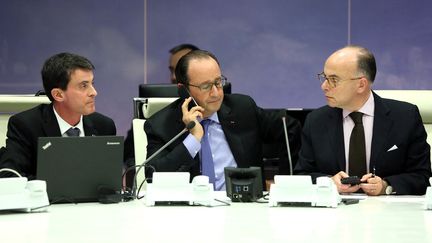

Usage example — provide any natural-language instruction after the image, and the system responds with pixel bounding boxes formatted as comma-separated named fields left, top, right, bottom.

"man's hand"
left=181, top=97, right=205, bottom=141
left=360, top=174, right=385, bottom=196
left=332, top=171, right=360, bottom=193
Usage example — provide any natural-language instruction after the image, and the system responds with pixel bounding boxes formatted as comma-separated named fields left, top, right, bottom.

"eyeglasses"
left=317, top=72, right=363, bottom=89
left=188, top=75, right=227, bottom=92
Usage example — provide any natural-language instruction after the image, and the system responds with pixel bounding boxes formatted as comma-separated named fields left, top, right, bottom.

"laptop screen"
left=36, top=136, right=124, bottom=203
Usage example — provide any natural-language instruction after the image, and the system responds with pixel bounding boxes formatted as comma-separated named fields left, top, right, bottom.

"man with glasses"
left=123, top=43, right=199, bottom=181
left=144, top=50, right=301, bottom=191
left=294, top=45, right=431, bottom=195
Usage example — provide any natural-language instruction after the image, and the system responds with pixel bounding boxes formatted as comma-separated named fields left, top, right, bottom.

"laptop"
left=36, top=136, right=124, bottom=203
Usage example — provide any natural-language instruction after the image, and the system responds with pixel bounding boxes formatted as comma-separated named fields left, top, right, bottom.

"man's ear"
left=51, top=88, right=64, bottom=102
left=357, top=77, right=369, bottom=93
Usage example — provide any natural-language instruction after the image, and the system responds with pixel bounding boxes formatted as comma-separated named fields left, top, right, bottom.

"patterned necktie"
left=348, top=112, right=366, bottom=177
left=200, top=119, right=216, bottom=186
left=66, top=127, right=80, bottom=137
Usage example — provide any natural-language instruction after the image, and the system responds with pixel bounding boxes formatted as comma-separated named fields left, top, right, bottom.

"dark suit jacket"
left=144, top=94, right=301, bottom=179
left=0, top=104, right=116, bottom=179
left=294, top=92, right=432, bottom=195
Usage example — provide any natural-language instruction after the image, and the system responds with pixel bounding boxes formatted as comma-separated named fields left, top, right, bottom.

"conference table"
left=0, top=193, right=431, bottom=243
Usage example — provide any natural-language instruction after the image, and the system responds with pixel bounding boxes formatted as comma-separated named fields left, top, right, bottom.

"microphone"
left=282, top=116, right=293, bottom=175
left=131, top=121, right=196, bottom=198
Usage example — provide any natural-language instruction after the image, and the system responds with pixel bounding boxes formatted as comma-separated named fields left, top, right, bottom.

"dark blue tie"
left=66, top=127, right=80, bottom=137
left=200, top=119, right=216, bottom=186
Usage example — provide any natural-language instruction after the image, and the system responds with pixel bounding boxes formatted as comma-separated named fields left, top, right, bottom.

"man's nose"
left=321, top=80, right=329, bottom=92
left=89, top=85, right=98, bottom=97
left=209, top=84, right=220, bottom=96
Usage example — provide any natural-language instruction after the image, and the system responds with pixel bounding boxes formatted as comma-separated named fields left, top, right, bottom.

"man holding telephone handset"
left=144, top=50, right=301, bottom=191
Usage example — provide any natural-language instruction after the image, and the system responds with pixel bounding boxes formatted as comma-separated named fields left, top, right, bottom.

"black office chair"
left=262, top=108, right=313, bottom=181
left=35, top=90, right=46, bottom=96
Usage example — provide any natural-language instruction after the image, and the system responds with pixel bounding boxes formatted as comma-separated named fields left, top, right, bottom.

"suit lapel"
left=173, top=101, right=188, bottom=138
left=326, top=108, right=346, bottom=171
left=217, top=102, right=246, bottom=166
left=83, top=116, right=97, bottom=136
left=370, top=92, right=392, bottom=168
left=42, top=104, right=61, bottom=136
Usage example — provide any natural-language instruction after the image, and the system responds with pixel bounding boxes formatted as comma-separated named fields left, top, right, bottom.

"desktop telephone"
left=269, top=175, right=341, bottom=207
left=145, top=173, right=214, bottom=206
left=0, top=177, right=49, bottom=212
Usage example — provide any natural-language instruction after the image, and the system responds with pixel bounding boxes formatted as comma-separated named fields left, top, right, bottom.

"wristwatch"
left=381, top=180, right=393, bottom=195
left=385, top=184, right=393, bottom=195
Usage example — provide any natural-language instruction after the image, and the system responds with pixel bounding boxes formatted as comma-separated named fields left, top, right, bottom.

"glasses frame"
left=317, top=72, right=363, bottom=89
left=188, top=75, right=227, bottom=92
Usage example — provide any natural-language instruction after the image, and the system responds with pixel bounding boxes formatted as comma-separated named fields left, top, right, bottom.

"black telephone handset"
left=177, top=83, right=198, bottom=110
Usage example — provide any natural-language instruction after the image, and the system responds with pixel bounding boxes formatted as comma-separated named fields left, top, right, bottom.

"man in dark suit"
left=294, top=45, right=431, bottom=195
left=0, top=52, right=116, bottom=179
left=144, top=50, right=301, bottom=190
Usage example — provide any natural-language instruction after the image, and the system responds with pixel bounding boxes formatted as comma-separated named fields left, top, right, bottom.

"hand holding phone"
left=341, top=176, right=362, bottom=185
left=177, top=83, right=198, bottom=110
left=178, top=84, right=205, bottom=139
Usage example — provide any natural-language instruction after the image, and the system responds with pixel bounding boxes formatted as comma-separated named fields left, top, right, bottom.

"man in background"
left=169, top=43, right=199, bottom=83
left=294, top=45, right=431, bottom=195
left=0, top=52, right=116, bottom=178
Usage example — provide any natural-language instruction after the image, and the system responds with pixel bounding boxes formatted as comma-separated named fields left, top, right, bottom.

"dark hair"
left=347, top=45, right=377, bottom=82
left=175, top=50, right=220, bottom=85
left=169, top=43, right=199, bottom=55
left=41, top=52, right=95, bottom=101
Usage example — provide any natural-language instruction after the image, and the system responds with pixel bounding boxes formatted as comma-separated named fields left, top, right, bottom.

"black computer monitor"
left=224, top=167, right=263, bottom=202
left=139, top=84, right=178, bottom=98
left=139, top=82, right=232, bottom=98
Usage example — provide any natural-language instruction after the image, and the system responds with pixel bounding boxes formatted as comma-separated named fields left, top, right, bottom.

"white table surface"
left=0, top=194, right=431, bottom=243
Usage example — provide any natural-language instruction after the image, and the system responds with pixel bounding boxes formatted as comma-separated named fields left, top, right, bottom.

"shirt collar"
left=343, top=91, right=375, bottom=119
left=199, top=112, right=220, bottom=124
left=53, top=106, right=84, bottom=136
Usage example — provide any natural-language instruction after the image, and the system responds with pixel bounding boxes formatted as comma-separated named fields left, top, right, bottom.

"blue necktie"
left=200, top=119, right=216, bottom=186
left=66, top=127, right=80, bottom=137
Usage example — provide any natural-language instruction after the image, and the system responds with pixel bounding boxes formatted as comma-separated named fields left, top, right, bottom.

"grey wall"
left=1, top=0, right=431, bottom=137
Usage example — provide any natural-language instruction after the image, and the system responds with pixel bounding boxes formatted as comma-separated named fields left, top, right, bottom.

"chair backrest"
left=374, top=90, right=432, bottom=161
left=374, top=90, right=432, bottom=122
left=0, top=95, right=50, bottom=147
left=132, top=97, right=179, bottom=187
left=133, top=118, right=147, bottom=185
left=142, top=97, right=179, bottom=118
